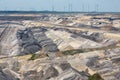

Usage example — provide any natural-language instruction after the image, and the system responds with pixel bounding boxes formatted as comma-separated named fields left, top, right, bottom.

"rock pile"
left=0, top=57, right=89, bottom=80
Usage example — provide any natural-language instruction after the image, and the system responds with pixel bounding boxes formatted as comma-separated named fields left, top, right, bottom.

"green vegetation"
left=28, top=53, right=49, bottom=60
left=62, top=42, right=120, bottom=56
left=28, top=54, right=37, bottom=60
left=63, top=49, right=85, bottom=55
left=88, top=73, right=104, bottom=80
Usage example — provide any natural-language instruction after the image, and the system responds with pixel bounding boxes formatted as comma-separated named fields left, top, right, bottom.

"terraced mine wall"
left=0, top=26, right=59, bottom=57
left=0, top=15, right=49, bottom=21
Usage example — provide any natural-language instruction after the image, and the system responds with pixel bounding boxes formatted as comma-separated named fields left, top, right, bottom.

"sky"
left=0, top=0, right=120, bottom=12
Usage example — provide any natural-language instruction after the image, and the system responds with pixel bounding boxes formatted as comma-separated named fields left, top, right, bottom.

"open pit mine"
left=0, top=12, right=120, bottom=80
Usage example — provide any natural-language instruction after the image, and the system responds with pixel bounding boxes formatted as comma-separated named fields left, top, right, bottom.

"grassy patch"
left=88, top=73, right=104, bottom=80
left=28, top=53, right=48, bottom=60
left=62, top=49, right=85, bottom=55
left=28, top=54, right=37, bottom=60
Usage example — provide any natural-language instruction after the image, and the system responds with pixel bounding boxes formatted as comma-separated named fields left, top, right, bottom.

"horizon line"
left=0, top=10, right=120, bottom=13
